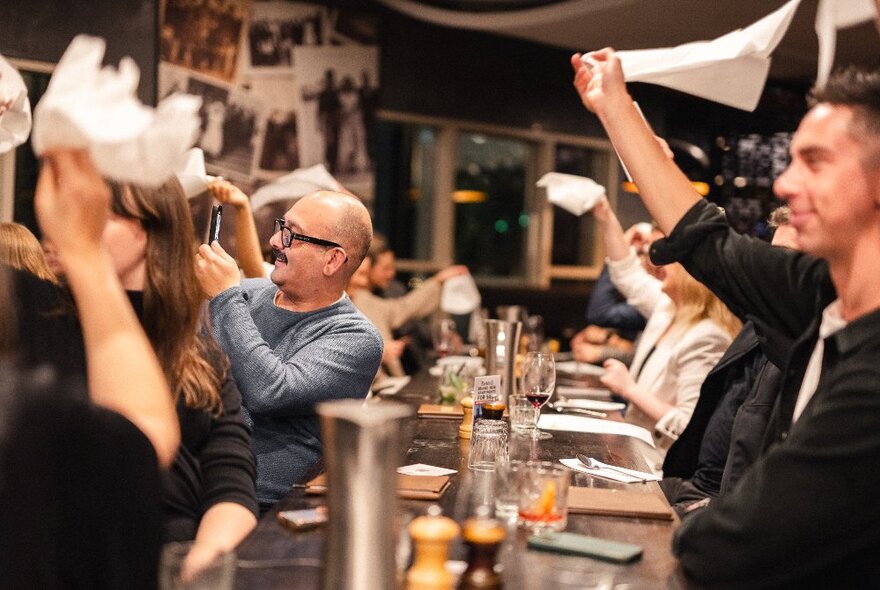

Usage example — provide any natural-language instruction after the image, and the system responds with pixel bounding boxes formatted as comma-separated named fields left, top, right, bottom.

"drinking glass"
left=517, top=461, right=569, bottom=533
left=432, top=317, right=458, bottom=359
left=159, top=542, right=236, bottom=590
left=469, top=420, right=508, bottom=471
left=509, top=395, right=536, bottom=434
left=494, top=458, right=524, bottom=521
left=520, top=352, right=555, bottom=440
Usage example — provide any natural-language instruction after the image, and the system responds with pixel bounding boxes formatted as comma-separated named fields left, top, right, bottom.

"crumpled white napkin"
left=588, top=0, right=801, bottom=111
left=0, top=54, right=32, bottom=154
left=32, top=35, right=201, bottom=187
left=441, top=273, right=481, bottom=314
left=537, top=172, right=606, bottom=216
left=250, top=164, right=343, bottom=211
left=815, top=0, right=878, bottom=86
left=175, top=147, right=216, bottom=198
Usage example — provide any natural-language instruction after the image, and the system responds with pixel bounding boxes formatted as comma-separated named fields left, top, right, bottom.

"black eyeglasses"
left=274, top=219, right=348, bottom=262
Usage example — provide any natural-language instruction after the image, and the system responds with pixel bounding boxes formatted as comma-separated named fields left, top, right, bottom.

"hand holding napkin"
left=0, top=54, right=32, bottom=154
left=537, top=172, right=606, bottom=216
left=32, top=35, right=201, bottom=187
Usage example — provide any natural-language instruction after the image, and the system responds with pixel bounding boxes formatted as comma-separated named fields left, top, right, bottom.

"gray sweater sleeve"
left=208, top=286, right=383, bottom=417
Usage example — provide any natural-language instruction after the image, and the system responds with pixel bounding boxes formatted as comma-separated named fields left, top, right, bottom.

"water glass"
left=159, top=542, right=236, bottom=590
left=494, top=459, right=524, bottom=520
left=517, top=461, right=569, bottom=533
left=469, top=421, right=508, bottom=471
left=509, top=395, right=536, bottom=433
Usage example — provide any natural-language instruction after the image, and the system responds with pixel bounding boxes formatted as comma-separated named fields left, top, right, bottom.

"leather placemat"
left=567, top=486, right=674, bottom=521
left=305, top=473, right=451, bottom=500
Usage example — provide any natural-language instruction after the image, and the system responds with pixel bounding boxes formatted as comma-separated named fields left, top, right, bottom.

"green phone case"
left=527, top=532, right=643, bottom=563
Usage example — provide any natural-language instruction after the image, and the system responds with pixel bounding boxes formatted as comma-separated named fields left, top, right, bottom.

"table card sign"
left=472, top=375, right=501, bottom=427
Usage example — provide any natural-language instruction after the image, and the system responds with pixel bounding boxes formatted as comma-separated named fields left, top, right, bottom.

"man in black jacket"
left=573, top=53, right=880, bottom=588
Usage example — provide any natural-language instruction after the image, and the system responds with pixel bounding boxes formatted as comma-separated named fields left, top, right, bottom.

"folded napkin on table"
left=560, top=458, right=660, bottom=484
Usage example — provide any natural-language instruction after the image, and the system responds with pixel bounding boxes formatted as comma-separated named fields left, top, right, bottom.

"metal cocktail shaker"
left=317, top=399, right=413, bottom=590
left=485, top=319, right=522, bottom=407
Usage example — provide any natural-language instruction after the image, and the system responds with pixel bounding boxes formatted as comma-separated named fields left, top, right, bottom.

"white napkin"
left=175, top=147, right=216, bottom=198
left=588, top=0, right=801, bottom=111
left=537, top=172, right=606, bottom=216
left=372, top=375, right=411, bottom=396
left=560, top=458, right=660, bottom=484
left=815, top=0, right=878, bottom=86
left=441, top=273, right=481, bottom=314
left=0, top=54, right=32, bottom=154
left=538, top=413, right=655, bottom=448
left=32, top=35, right=201, bottom=187
left=555, top=399, right=626, bottom=412
left=556, top=385, right=613, bottom=399
left=250, top=164, right=343, bottom=211
left=555, top=361, right=606, bottom=377
left=397, top=463, right=457, bottom=476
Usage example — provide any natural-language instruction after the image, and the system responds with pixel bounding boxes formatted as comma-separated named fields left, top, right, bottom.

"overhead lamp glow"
left=452, top=190, right=487, bottom=203
left=622, top=181, right=710, bottom=197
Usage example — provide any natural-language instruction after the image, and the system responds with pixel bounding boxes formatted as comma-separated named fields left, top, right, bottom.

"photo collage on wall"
left=159, top=0, right=380, bottom=200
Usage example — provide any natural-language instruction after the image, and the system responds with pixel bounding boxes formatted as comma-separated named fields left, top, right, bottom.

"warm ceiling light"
left=622, top=181, right=710, bottom=197
left=452, top=190, right=487, bottom=203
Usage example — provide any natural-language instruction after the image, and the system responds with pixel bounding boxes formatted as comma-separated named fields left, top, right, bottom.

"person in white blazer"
left=590, top=198, right=741, bottom=456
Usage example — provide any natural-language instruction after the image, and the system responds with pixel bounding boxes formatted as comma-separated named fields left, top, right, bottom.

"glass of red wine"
left=432, top=318, right=458, bottom=359
left=520, top=352, right=555, bottom=440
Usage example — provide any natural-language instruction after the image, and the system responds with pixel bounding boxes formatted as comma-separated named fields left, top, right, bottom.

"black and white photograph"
left=160, top=64, right=265, bottom=181
left=243, top=75, right=300, bottom=177
left=246, top=1, right=325, bottom=74
left=293, top=45, right=379, bottom=198
left=159, top=0, right=250, bottom=82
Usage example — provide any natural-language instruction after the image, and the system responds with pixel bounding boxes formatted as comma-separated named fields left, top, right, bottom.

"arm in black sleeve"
left=198, top=373, right=258, bottom=518
left=650, top=199, right=832, bottom=342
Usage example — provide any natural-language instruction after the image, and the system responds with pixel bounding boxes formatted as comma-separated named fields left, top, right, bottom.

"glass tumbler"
left=469, top=421, right=508, bottom=471
left=517, top=461, right=569, bottom=533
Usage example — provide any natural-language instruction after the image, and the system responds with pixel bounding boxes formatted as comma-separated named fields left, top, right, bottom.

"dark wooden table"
left=234, top=371, right=695, bottom=589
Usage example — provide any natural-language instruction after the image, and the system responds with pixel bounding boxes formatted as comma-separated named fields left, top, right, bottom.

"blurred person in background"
left=0, top=221, right=57, bottom=283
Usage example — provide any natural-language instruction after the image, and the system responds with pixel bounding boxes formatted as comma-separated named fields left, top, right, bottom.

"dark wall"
left=0, top=0, right=159, bottom=104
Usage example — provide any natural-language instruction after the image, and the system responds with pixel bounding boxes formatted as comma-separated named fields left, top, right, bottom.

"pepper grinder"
left=459, top=396, right=474, bottom=439
left=406, top=505, right=461, bottom=590
left=457, top=506, right=506, bottom=590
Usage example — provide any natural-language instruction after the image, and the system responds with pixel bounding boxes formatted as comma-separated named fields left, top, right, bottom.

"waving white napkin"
left=175, top=148, right=216, bottom=198
left=32, top=35, right=201, bottom=187
left=537, top=172, right=606, bottom=216
left=587, top=0, right=801, bottom=111
left=0, top=54, right=32, bottom=154
left=250, top=164, right=343, bottom=211
left=441, top=273, right=481, bottom=314
left=815, top=0, right=878, bottom=86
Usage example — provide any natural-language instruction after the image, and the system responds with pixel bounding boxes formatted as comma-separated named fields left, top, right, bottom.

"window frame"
left=376, top=109, right=619, bottom=287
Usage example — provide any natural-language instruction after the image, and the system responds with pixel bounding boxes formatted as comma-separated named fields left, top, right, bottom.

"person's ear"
left=322, top=247, right=348, bottom=276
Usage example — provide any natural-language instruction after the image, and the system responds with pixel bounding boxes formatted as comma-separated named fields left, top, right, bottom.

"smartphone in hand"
left=207, top=205, right=222, bottom=244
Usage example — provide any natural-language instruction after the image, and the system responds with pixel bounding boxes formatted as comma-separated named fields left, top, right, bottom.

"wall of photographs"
left=158, top=0, right=380, bottom=199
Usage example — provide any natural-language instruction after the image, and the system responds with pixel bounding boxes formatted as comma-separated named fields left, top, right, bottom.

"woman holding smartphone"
left=41, top=175, right=258, bottom=575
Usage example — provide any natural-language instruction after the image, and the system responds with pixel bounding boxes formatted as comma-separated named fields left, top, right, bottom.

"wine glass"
left=520, top=352, right=555, bottom=440
left=432, top=318, right=458, bottom=359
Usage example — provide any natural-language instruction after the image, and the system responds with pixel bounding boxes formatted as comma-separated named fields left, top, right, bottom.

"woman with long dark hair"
left=101, top=177, right=258, bottom=571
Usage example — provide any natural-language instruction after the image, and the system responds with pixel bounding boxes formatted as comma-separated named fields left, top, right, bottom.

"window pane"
left=550, top=144, right=605, bottom=266
left=454, top=133, right=532, bottom=278
left=373, top=121, right=436, bottom=260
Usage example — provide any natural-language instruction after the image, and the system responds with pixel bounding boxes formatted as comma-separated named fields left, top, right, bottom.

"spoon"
left=576, top=454, right=649, bottom=483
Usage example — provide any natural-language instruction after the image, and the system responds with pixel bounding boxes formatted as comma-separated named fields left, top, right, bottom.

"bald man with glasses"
left=196, top=190, right=382, bottom=510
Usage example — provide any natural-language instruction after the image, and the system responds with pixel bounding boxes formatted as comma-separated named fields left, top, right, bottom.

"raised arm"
left=208, top=179, right=266, bottom=278
left=572, top=50, right=700, bottom=235
left=34, top=150, right=180, bottom=467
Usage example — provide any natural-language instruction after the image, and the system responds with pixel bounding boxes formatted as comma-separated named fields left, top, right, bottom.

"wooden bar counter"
left=234, top=371, right=695, bottom=589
